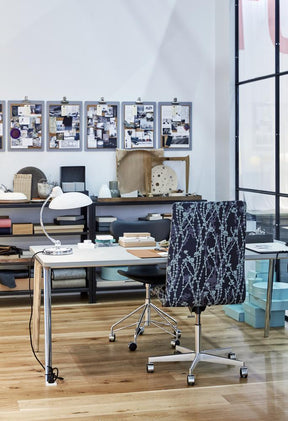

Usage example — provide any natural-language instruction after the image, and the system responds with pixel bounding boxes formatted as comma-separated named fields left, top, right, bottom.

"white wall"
left=0, top=0, right=233, bottom=201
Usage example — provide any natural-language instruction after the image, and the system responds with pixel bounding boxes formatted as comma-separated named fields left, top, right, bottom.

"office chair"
left=146, top=201, right=248, bottom=385
left=109, top=219, right=181, bottom=351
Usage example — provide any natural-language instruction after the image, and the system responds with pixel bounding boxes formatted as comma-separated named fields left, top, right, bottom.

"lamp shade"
left=49, top=191, right=92, bottom=210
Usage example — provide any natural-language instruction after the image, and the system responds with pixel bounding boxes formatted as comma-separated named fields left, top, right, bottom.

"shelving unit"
left=0, top=195, right=203, bottom=302
left=91, top=195, right=203, bottom=296
left=0, top=201, right=96, bottom=301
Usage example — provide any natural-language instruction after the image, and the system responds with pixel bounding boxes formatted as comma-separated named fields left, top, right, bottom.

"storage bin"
left=101, top=266, right=128, bottom=281
left=223, top=304, right=245, bottom=322
left=243, top=301, right=285, bottom=328
left=252, top=281, right=288, bottom=300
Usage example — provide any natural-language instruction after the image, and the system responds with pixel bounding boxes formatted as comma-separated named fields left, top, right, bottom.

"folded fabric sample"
left=52, top=268, right=86, bottom=280
left=52, top=278, right=86, bottom=288
left=0, top=271, right=16, bottom=288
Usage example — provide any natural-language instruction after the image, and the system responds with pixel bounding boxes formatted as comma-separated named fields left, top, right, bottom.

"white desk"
left=31, top=244, right=287, bottom=385
left=30, top=244, right=167, bottom=385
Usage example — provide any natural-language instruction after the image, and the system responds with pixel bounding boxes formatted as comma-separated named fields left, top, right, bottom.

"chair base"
left=147, top=312, right=248, bottom=385
left=109, top=283, right=180, bottom=351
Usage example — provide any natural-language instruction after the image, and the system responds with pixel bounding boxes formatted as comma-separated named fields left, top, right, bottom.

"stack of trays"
left=244, top=281, right=288, bottom=328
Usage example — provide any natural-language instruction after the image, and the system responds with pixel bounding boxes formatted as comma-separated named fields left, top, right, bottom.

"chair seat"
left=118, top=265, right=166, bottom=285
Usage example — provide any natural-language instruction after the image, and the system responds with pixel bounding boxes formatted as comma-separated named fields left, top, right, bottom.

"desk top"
left=30, top=244, right=288, bottom=269
left=29, top=245, right=167, bottom=269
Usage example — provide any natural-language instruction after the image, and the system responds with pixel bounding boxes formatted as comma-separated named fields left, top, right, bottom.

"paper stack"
left=119, top=232, right=156, bottom=248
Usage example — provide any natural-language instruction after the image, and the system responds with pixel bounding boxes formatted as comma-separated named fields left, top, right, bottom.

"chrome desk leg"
left=43, top=267, right=55, bottom=385
left=264, top=258, right=275, bottom=338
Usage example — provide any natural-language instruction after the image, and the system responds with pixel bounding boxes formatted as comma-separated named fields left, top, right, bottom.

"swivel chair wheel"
left=171, top=339, right=180, bottom=348
left=187, top=374, right=195, bottom=386
left=228, top=352, right=236, bottom=360
left=109, top=333, right=116, bottom=342
left=146, top=363, right=154, bottom=373
left=240, top=366, right=248, bottom=378
left=128, top=342, right=137, bottom=351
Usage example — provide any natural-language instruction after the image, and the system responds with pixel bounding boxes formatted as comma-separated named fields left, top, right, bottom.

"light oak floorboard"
left=0, top=293, right=288, bottom=420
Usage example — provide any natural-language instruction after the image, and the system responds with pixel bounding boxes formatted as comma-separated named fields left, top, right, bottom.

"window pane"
left=239, top=191, right=275, bottom=237
left=239, top=0, right=275, bottom=81
left=239, top=79, right=275, bottom=191
left=280, top=75, right=288, bottom=193
left=280, top=0, right=288, bottom=72
left=280, top=197, right=288, bottom=241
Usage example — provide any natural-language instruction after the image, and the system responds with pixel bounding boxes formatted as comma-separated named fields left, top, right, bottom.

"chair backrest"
left=110, top=218, right=171, bottom=242
left=165, top=200, right=246, bottom=308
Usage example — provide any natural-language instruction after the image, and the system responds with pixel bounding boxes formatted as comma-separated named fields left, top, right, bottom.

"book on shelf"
left=54, top=219, right=86, bottom=225
left=55, top=214, right=85, bottom=222
left=34, top=224, right=85, bottom=234
left=0, top=227, right=11, bottom=235
left=95, top=216, right=117, bottom=223
left=0, top=217, right=12, bottom=228
left=12, top=223, right=33, bottom=235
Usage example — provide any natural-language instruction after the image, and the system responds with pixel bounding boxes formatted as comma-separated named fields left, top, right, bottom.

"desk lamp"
left=40, top=186, right=92, bottom=255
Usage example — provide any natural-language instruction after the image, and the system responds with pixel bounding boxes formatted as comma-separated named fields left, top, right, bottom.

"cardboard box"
left=12, top=223, right=34, bottom=235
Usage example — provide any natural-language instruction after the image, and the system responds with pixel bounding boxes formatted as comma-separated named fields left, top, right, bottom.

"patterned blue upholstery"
left=164, top=201, right=246, bottom=308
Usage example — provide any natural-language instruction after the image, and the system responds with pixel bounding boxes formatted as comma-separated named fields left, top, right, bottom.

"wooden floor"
left=1, top=291, right=288, bottom=420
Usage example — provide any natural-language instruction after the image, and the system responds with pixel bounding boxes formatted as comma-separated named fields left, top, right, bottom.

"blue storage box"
left=247, top=276, right=263, bottom=294
left=255, top=260, right=269, bottom=273
left=250, top=294, right=288, bottom=311
left=243, top=301, right=285, bottom=328
left=252, top=281, right=288, bottom=300
left=101, top=266, right=128, bottom=281
left=223, top=304, right=245, bottom=322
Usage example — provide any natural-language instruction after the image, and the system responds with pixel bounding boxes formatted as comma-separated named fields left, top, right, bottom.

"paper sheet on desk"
left=245, top=242, right=288, bottom=253
left=127, top=249, right=168, bottom=258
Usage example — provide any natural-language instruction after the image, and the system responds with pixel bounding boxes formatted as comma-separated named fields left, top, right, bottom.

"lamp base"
left=43, top=246, right=73, bottom=255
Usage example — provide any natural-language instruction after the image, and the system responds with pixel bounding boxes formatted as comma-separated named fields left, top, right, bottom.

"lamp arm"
left=40, top=194, right=61, bottom=247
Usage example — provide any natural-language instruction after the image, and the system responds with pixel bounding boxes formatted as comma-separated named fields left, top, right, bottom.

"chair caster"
left=146, top=363, right=154, bottom=373
left=171, top=339, right=180, bottom=348
left=128, top=342, right=137, bottom=351
left=240, top=366, right=248, bottom=378
left=228, top=352, right=236, bottom=360
left=109, top=333, right=116, bottom=342
left=187, top=374, right=195, bottom=386
left=176, top=329, right=181, bottom=339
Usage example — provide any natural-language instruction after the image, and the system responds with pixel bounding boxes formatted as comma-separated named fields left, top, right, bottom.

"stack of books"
left=96, top=215, right=117, bottom=232
left=119, top=232, right=156, bottom=247
left=54, top=214, right=85, bottom=225
left=0, top=216, right=12, bottom=235
left=139, top=213, right=163, bottom=221
left=34, top=224, right=85, bottom=234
